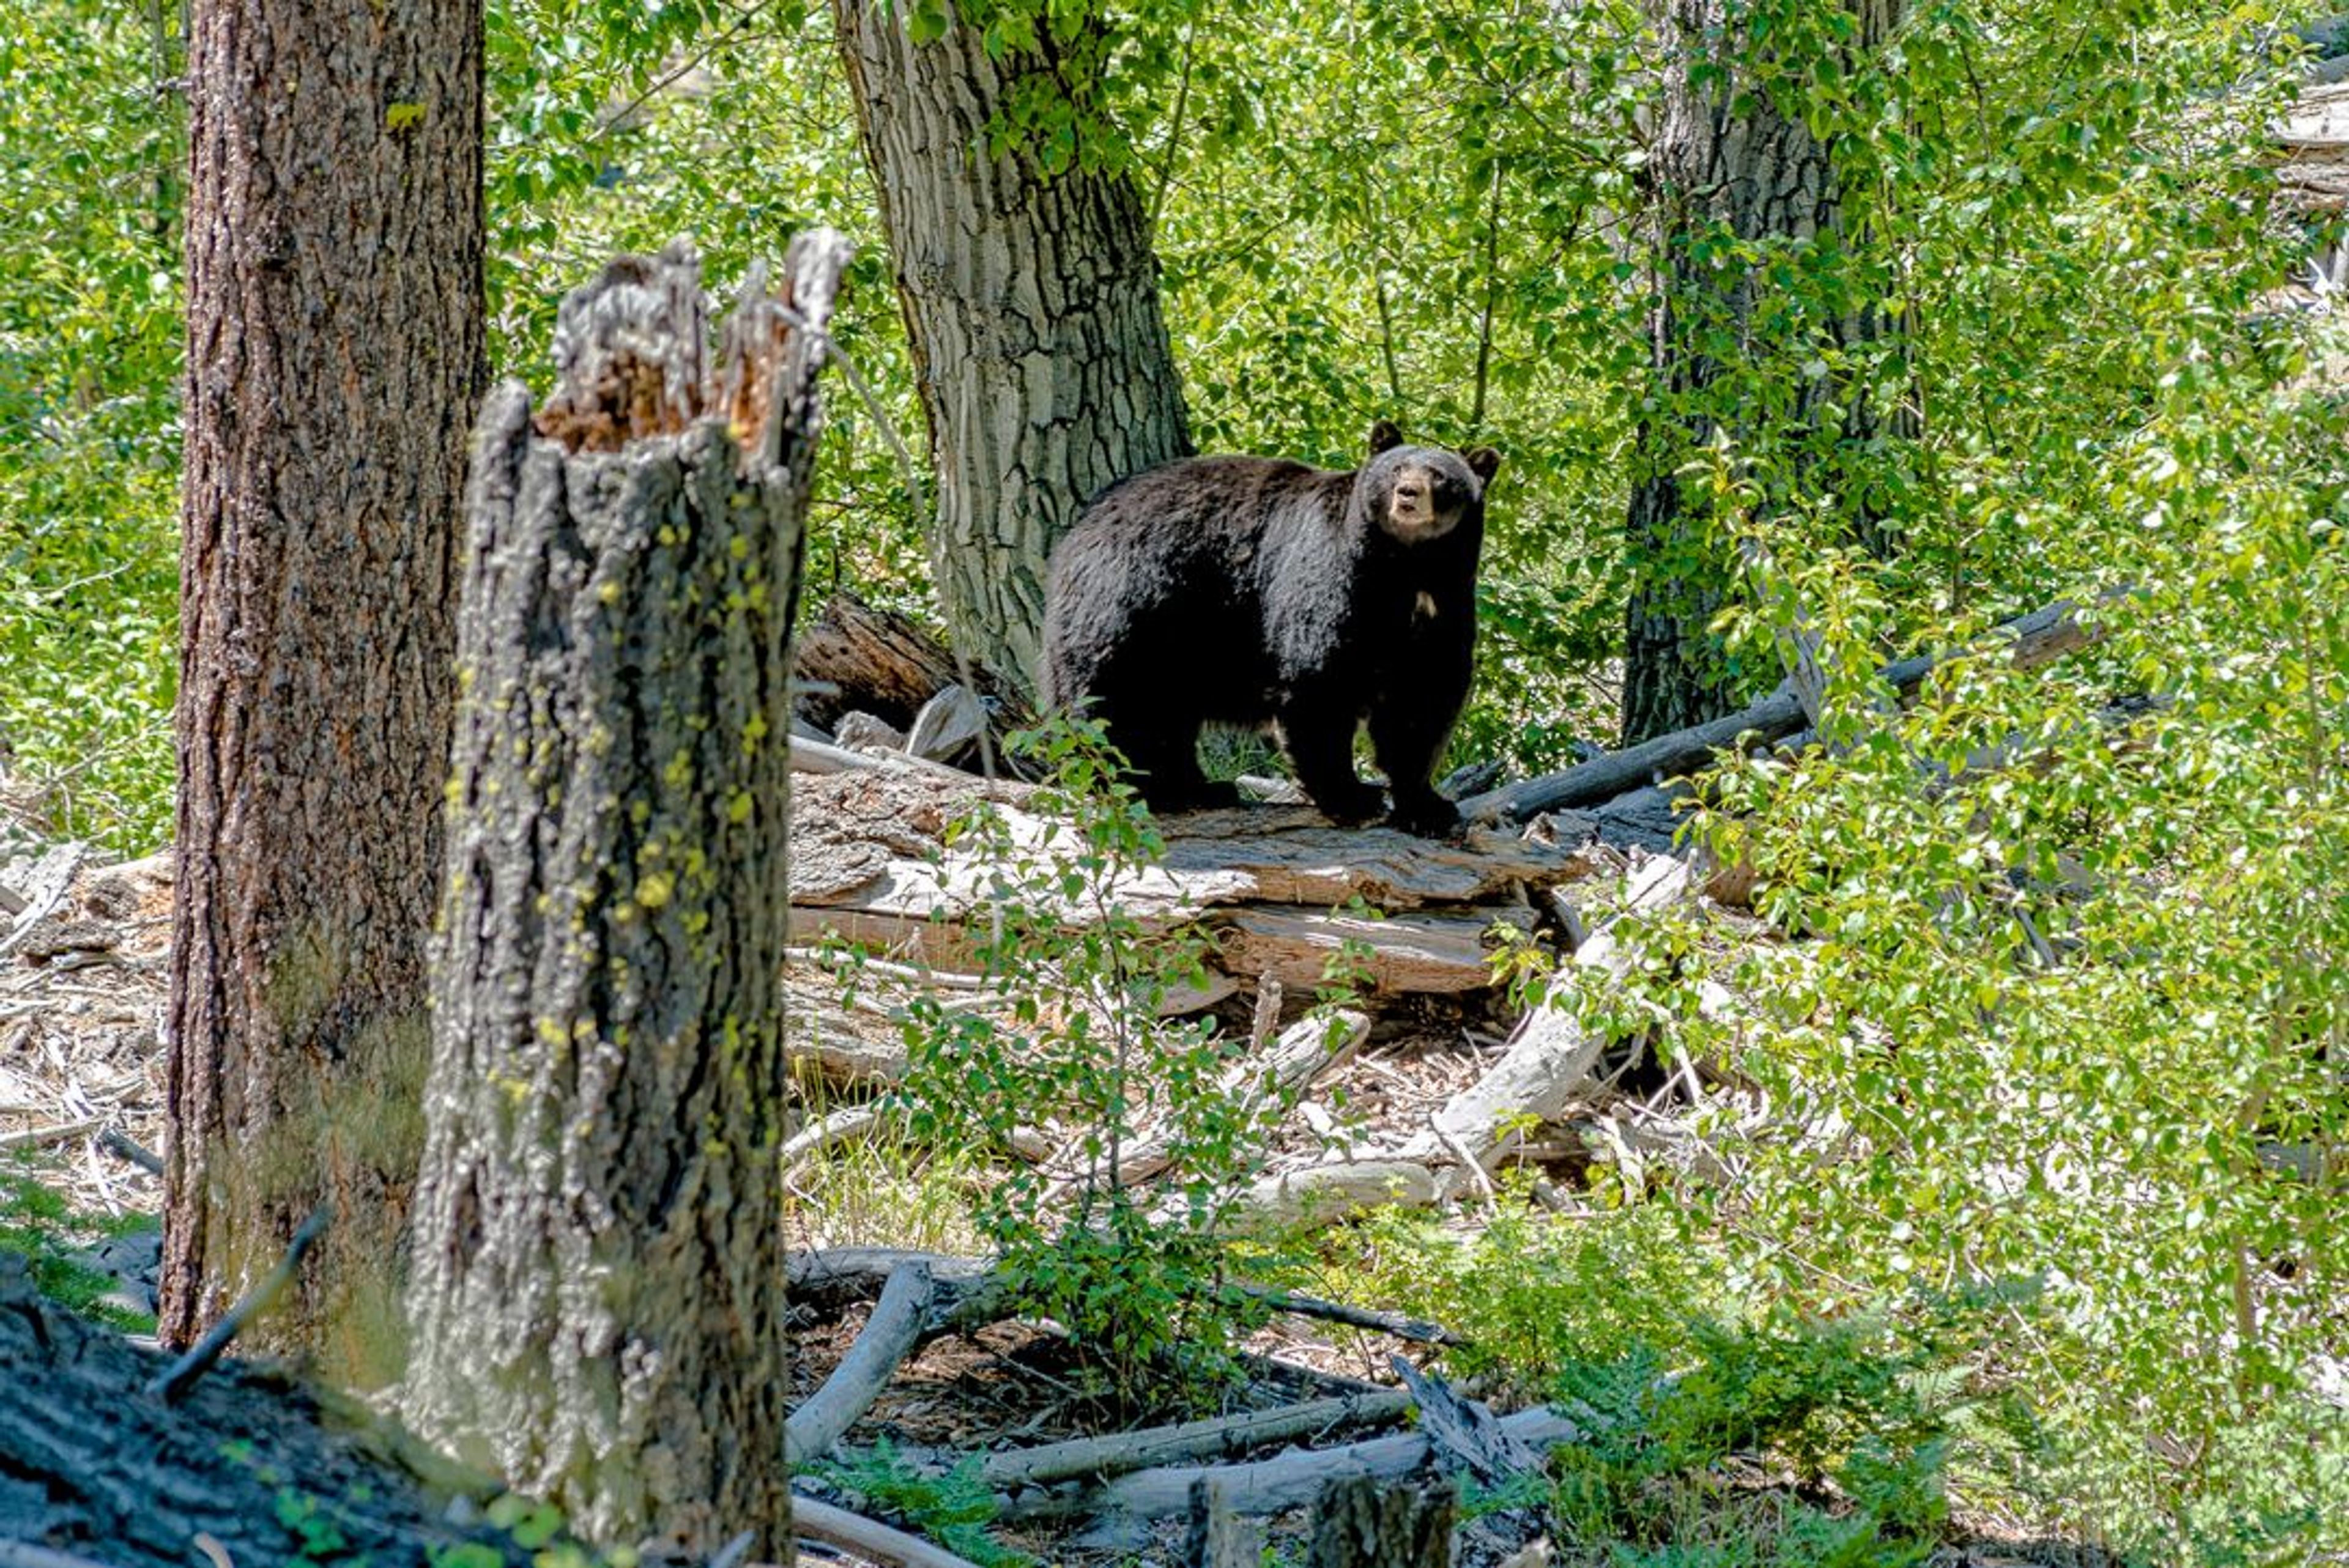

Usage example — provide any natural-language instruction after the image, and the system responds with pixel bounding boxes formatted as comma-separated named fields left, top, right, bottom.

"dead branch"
left=97, top=1126, right=165, bottom=1176
left=1434, top=854, right=1699, bottom=1164
left=785, top=1262, right=938, bottom=1465
left=1023, top=1404, right=1581, bottom=1523
left=1236, top=1286, right=1461, bottom=1347
left=1386, top=1356, right=1548, bottom=1484
left=1224, top=1159, right=1441, bottom=1230
left=1461, top=592, right=2126, bottom=824
left=783, top=1106, right=891, bottom=1172
left=148, top=1204, right=330, bottom=1403
left=787, top=1495, right=989, bottom=1568
left=787, top=1247, right=997, bottom=1325
left=982, top=1391, right=1412, bottom=1491
left=0, top=1118, right=100, bottom=1154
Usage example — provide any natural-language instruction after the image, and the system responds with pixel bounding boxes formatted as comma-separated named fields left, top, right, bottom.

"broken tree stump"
left=1305, top=1474, right=1455, bottom=1568
left=404, top=234, right=849, bottom=1557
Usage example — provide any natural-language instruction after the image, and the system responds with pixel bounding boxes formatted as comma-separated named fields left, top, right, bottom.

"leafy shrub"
left=880, top=716, right=1349, bottom=1405
left=815, top=1438, right=1032, bottom=1568
left=0, top=1159, right=157, bottom=1333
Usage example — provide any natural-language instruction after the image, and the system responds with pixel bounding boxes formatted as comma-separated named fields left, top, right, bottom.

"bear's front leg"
left=1370, top=698, right=1465, bottom=838
left=1279, top=703, right=1383, bottom=825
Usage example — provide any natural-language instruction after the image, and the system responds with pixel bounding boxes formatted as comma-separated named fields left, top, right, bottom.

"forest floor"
left=0, top=799, right=2113, bottom=1568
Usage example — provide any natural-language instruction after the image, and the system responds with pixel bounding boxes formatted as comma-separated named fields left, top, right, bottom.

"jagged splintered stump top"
left=404, top=232, right=848, bottom=1559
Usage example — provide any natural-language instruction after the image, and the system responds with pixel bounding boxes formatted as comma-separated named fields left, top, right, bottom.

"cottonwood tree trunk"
left=1619, top=0, right=1905, bottom=744
left=402, top=235, right=845, bottom=1559
left=831, top=0, right=1191, bottom=690
left=164, top=0, right=483, bottom=1375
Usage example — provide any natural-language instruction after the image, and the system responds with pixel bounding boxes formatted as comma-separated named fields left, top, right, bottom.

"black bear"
left=1041, top=421, right=1500, bottom=836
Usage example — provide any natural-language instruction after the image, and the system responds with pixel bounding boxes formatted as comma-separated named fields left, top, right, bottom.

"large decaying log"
left=792, top=591, right=1033, bottom=734
left=785, top=771, right=1594, bottom=997
left=0, top=1265, right=532, bottom=1567
left=403, top=235, right=849, bottom=1556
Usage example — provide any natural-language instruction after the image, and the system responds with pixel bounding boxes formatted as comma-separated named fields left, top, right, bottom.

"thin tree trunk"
left=1619, top=0, right=1904, bottom=745
left=163, top=0, right=483, bottom=1375
left=401, top=236, right=845, bottom=1558
left=831, top=0, right=1192, bottom=690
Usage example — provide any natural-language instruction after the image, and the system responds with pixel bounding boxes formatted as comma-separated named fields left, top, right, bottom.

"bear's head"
left=1360, top=420, right=1502, bottom=545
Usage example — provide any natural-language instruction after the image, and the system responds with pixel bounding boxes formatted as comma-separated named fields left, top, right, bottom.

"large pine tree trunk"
left=401, top=236, right=844, bottom=1558
left=164, top=0, right=483, bottom=1374
left=831, top=0, right=1191, bottom=690
left=1619, top=0, right=1904, bottom=745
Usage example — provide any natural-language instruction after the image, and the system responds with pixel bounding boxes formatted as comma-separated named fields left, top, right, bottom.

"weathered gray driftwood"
left=403, top=233, right=848, bottom=1556
left=1435, top=854, right=1699, bottom=1161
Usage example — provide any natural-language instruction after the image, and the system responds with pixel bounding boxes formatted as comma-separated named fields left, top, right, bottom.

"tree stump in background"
left=403, top=232, right=848, bottom=1559
left=1305, top=1474, right=1456, bottom=1568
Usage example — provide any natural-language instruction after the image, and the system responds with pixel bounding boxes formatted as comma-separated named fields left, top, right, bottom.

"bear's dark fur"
left=1041, top=421, right=1500, bottom=836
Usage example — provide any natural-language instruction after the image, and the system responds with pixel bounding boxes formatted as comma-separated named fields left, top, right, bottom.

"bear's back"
left=1042, top=454, right=1356, bottom=716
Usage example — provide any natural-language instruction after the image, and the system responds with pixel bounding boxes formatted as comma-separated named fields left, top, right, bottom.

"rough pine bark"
left=401, top=234, right=846, bottom=1558
left=1620, top=0, right=1905, bottom=745
left=164, top=0, right=483, bottom=1372
left=831, top=0, right=1192, bottom=690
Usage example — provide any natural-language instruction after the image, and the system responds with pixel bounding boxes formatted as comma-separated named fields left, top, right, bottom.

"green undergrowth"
left=813, top=1439, right=1033, bottom=1568
left=0, top=1155, right=157, bottom=1333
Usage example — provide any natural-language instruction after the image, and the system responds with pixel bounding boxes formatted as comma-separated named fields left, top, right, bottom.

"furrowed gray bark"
left=831, top=0, right=1192, bottom=690
left=1620, top=0, right=1907, bottom=745
left=403, top=234, right=849, bottom=1558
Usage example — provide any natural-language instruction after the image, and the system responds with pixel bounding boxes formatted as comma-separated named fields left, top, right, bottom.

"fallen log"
left=1434, top=854, right=1699, bottom=1163
left=982, top=1391, right=1413, bottom=1491
left=1038, top=1403, right=1581, bottom=1525
left=792, top=591, right=1030, bottom=734
left=1461, top=592, right=2125, bottom=824
left=786, top=1262, right=937, bottom=1465
left=789, top=1495, right=989, bottom=1568
left=1224, top=1158, right=1442, bottom=1230
left=1209, top=906, right=1512, bottom=996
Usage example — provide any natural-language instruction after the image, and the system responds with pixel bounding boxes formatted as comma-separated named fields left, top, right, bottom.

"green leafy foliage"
left=815, top=1438, right=1033, bottom=1568
left=1548, top=1312, right=1958, bottom=1566
left=0, top=0, right=183, bottom=849
left=0, top=1159, right=157, bottom=1334
left=874, top=717, right=1343, bottom=1403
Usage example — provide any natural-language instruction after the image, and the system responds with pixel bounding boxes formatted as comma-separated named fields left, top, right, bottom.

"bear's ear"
left=1464, top=446, right=1502, bottom=487
left=1367, top=420, right=1405, bottom=456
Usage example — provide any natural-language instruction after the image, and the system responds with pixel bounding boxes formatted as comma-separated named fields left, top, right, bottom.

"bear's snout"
left=1384, top=462, right=1458, bottom=541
